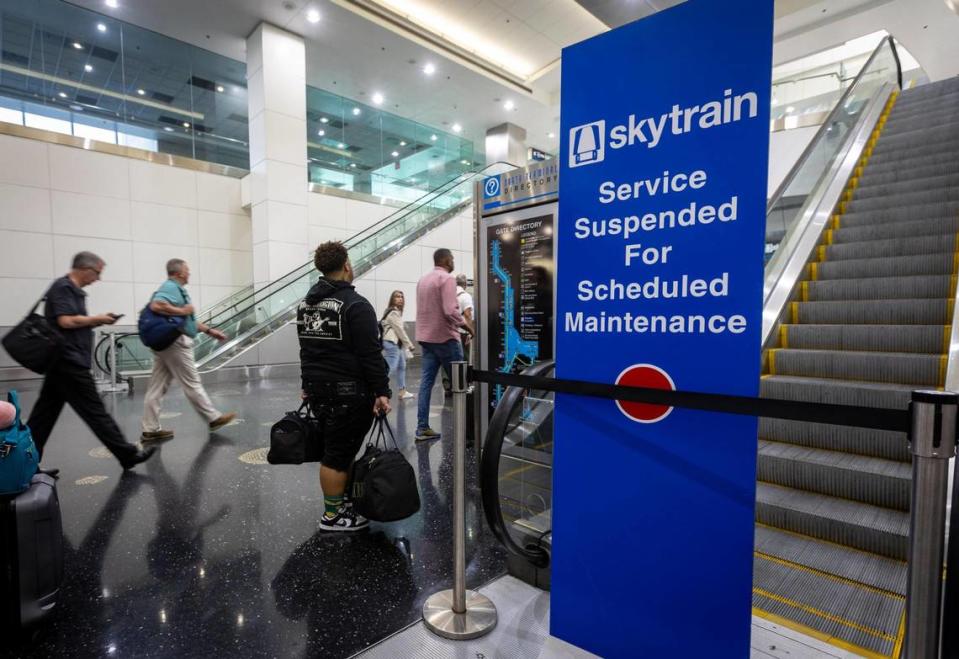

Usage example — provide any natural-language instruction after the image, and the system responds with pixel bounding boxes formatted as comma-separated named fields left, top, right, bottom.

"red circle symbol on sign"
left=615, top=364, right=675, bottom=424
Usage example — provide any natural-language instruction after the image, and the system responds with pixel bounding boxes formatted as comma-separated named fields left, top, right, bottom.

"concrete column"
left=247, top=23, right=309, bottom=289
left=485, top=122, right=527, bottom=167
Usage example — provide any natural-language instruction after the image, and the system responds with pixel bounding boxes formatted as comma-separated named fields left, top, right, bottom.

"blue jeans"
left=417, top=339, right=463, bottom=431
left=382, top=340, right=406, bottom=390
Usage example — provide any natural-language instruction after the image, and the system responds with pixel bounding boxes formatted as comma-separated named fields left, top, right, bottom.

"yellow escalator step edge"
left=780, top=325, right=789, bottom=349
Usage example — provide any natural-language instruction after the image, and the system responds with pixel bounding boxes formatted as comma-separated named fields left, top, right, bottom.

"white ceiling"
left=64, top=0, right=959, bottom=159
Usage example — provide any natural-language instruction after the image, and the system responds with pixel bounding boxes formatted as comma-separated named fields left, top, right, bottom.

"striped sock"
left=323, top=494, right=344, bottom=518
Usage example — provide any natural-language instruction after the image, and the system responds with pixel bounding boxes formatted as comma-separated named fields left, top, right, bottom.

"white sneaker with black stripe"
left=320, top=504, right=369, bottom=532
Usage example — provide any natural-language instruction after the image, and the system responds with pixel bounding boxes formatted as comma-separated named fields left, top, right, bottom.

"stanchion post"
left=422, top=361, right=497, bottom=640
left=109, top=331, right=118, bottom=389
left=904, top=390, right=958, bottom=659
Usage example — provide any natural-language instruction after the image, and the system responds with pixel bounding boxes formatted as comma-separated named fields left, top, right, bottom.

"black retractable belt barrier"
left=470, top=368, right=910, bottom=433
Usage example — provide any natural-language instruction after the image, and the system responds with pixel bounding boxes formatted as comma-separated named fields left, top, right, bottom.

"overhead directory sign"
left=552, top=0, right=773, bottom=656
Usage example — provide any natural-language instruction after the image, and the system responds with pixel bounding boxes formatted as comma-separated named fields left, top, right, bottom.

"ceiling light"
left=430, top=134, right=437, bottom=141
left=137, top=88, right=146, bottom=95
left=58, top=92, right=68, bottom=98
left=399, top=140, right=406, bottom=146
left=306, top=8, right=321, bottom=23
left=72, top=42, right=83, bottom=50
left=84, top=64, right=93, bottom=72
left=352, top=107, right=361, bottom=116
left=548, top=132, right=555, bottom=139
left=503, top=100, right=515, bottom=111
left=318, top=129, right=325, bottom=136
left=163, top=127, right=174, bottom=132
left=183, top=122, right=190, bottom=128
left=451, top=123, right=462, bottom=133
left=337, top=142, right=345, bottom=149
left=105, top=0, right=118, bottom=7
left=423, top=63, right=436, bottom=76
left=350, top=163, right=356, bottom=168
left=320, top=117, right=329, bottom=123
left=96, top=23, right=107, bottom=32
left=216, top=85, right=224, bottom=92
left=461, top=159, right=469, bottom=165
left=372, top=92, right=384, bottom=105
left=391, top=151, right=399, bottom=157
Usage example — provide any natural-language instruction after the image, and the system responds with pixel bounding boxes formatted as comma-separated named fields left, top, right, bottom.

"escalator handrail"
left=199, top=162, right=516, bottom=325
left=766, top=35, right=902, bottom=215
left=480, top=360, right=555, bottom=569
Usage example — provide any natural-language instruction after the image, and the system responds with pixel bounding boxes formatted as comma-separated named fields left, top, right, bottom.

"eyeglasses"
left=85, top=267, right=103, bottom=278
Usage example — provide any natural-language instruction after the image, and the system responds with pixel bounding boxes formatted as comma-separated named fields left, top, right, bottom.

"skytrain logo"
left=568, top=120, right=605, bottom=168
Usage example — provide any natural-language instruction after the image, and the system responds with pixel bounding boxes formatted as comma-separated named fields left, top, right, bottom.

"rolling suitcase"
left=0, top=473, right=64, bottom=629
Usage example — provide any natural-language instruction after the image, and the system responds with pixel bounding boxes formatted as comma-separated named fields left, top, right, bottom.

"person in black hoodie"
left=298, top=241, right=391, bottom=532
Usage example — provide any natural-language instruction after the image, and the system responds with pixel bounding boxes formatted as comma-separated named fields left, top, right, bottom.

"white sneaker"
left=320, top=504, right=369, bottom=532
left=400, top=390, right=415, bottom=400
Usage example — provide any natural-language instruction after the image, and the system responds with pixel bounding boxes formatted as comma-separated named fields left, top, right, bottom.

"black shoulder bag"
left=1, top=297, right=61, bottom=374
left=268, top=401, right=324, bottom=465
left=350, top=415, right=420, bottom=522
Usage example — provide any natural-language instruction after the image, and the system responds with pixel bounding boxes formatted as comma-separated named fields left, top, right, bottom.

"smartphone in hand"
left=109, top=313, right=125, bottom=321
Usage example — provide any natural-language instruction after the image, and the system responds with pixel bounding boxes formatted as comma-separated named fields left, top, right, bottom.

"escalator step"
left=869, top=138, right=959, bottom=165
left=781, top=323, right=947, bottom=353
left=753, top=555, right=902, bottom=657
left=769, top=348, right=943, bottom=386
left=755, top=482, right=909, bottom=560
left=822, top=234, right=956, bottom=261
left=852, top=172, right=959, bottom=200
left=792, top=299, right=952, bottom=325
left=832, top=216, right=959, bottom=243
left=873, top=125, right=959, bottom=153
left=760, top=374, right=914, bottom=409
left=757, top=440, right=910, bottom=510
left=839, top=201, right=959, bottom=227
left=814, top=252, right=955, bottom=280
left=805, top=274, right=954, bottom=301
left=882, top=111, right=959, bottom=136
left=754, top=526, right=906, bottom=595
left=846, top=187, right=959, bottom=214
left=759, top=416, right=908, bottom=462
left=865, top=151, right=959, bottom=177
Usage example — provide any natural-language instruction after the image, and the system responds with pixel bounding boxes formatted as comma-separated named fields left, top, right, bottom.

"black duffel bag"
left=268, top=401, right=324, bottom=465
left=2, top=298, right=61, bottom=374
left=350, top=415, right=420, bottom=522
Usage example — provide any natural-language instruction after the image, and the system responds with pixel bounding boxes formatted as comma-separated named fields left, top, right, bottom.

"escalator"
left=93, top=162, right=515, bottom=377
left=480, top=37, right=959, bottom=658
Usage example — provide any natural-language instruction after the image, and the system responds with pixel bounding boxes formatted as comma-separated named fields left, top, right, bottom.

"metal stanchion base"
left=422, top=589, right=497, bottom=640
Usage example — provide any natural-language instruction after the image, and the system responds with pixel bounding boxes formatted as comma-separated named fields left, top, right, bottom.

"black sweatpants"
left=27, top=361, right=139, bottom=464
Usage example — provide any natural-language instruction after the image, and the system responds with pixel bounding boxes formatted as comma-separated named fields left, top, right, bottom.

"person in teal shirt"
left=140, top=258, right=236, bottom=442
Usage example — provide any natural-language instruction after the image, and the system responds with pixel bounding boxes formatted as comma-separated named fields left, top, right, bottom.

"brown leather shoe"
left=209, top=413, right=237, bottom=431
left=141, top=430, right=174, bottom=442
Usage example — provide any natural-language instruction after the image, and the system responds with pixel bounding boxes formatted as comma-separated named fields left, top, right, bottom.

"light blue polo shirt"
left=154, top=279, right=198, bottom=338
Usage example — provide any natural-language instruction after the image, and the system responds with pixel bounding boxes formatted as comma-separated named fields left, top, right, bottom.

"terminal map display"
left=486, top=214, right=554, bottom=416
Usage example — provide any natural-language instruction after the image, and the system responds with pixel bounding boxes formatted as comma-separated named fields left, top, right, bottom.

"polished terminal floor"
left=1, top=370, right=506, bottom=659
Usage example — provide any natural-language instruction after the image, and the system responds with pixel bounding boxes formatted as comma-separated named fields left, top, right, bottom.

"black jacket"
left=298, top=278, right=390, bottom=398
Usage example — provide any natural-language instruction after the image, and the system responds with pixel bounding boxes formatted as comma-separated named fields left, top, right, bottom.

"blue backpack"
left=138, top=302, right=185, bottom=351
left=0, top=391, right=38, bottom=497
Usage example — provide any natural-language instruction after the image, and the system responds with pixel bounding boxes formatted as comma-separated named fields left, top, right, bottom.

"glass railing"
left=99, top=162, right=514, bottom=374
left=765, top=36, right=901, bottom=263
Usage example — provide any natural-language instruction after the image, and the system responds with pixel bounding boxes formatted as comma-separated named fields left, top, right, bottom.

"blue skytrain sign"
left=553, top=0, right=773, bottom=656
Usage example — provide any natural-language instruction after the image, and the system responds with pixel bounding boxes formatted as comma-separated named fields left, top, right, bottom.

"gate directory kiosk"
left=553, top=0, right=773, bottom=656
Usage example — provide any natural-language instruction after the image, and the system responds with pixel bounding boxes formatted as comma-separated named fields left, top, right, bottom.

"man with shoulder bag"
left=298, top=241, right=391, bottom=532
left=25, top=252, right=154, bottom=471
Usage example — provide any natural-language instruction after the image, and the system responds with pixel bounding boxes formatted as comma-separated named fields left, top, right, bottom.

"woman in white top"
left=380, top=290, right=415, bottom=400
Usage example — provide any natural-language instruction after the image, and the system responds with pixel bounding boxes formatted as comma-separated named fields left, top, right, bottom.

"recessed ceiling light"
left=72, top=42, right=83, bottom=50
left=548, top=132, right=555, bottom=139
left=350, top=163, right=356, bottom=168
left=430, top=134, right=437, bottom=141
left=337, top=142, right=345, bottom=149
left=399, top=141, right=406, bottom=146
left=451, top=123, right=462, bottom=133
left=423, top=63, right=436, bottom=76
left=105, top=0, right=118, bottom=7
left=183, top=122, right=191, bottom=128
left=372, top=92, right=384, bottom=105
left=137, top=88, right=146, bottom=95
left=461, top=159, right=469, bottom=165
left=503, top=100, right=514, bottom=111
left=318, top=129, right=325, bottom=136
left=306, top=8, right=321, bottom=23
left=391, top=151, right=399, bottom=157
left=352, top=107, right=361, bottom=116
left=84, top=64, right=93, bottom=72
left=58, top=92, right=67, bottom=98
left=216, top=85, right=224, bottom=93
left=96, top=23, right=107, bottom=32
left=320, top=117, right=329, bottom=123
left=164, top=126, right=174, bottom=132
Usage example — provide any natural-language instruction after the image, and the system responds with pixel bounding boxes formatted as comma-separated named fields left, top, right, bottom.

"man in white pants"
left=140, top=259, right=236, bottom=442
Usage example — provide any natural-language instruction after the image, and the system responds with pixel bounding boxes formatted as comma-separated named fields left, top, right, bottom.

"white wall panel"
left=53, top=235, right=133, bottom=282
left=0, top=277, right=50, bottom=325
left=198, top=211, right=252, bottom=251
left=264, top=199, right=309, bottom=244
left=0, top=230, right=54, bottom=279
left=51, top=191, right=131, bottom=240
left=130, top=160, right=197, bottom=208
left=308, top=192, right=348, bottom=228
left=0, top=183, right=51, bottom=233
left=84, top=281, right=135, bottom=319
left=196, top=173, right=243, bottom=215
left=308, top=225, right=351, bottom=248
left=0, top=136, right=49, bottom=188
left=48, top=144, right=129, bottom=200
left=370, top=244, right=423, bottom=284
left=264, top=160, right=308, bottom=207
left=132, top=242, right=197, bottom=285
left=131, top=202, right=199, bottom=246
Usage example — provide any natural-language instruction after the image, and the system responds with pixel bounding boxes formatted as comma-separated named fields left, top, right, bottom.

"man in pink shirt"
left=415, top=248, right=472, bottom=440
